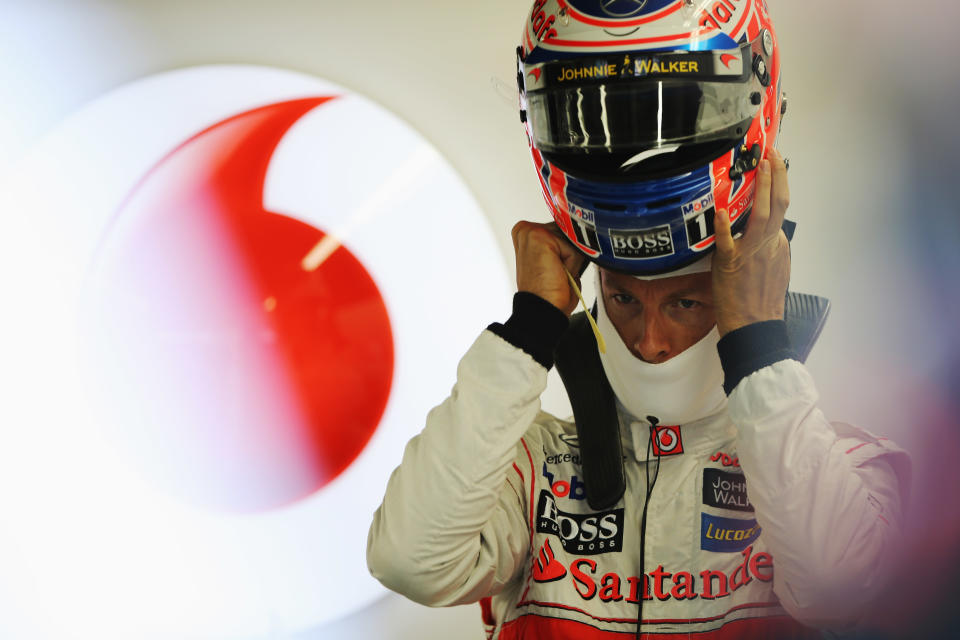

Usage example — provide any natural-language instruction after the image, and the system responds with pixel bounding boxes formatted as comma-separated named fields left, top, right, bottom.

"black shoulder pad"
left=554, top=312, right=625, bottom=510
left=784, top=291, right=831, bottom=363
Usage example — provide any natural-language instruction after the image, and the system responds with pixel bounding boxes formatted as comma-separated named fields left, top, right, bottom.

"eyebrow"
left=606, top=285, right=712, bottom=300
left=668, top=288, right=711, bottom=298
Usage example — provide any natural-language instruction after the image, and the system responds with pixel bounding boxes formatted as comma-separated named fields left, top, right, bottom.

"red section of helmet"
left=82, top=98, right=394, bottom=513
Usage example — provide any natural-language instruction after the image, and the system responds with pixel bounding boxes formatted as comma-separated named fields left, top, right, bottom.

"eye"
left=675, top=299, right=701, bottom=310
left=612, top=293, right=635, bottom=304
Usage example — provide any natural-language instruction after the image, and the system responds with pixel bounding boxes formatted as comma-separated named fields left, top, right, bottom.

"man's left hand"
left=712, top=147, right=791, bottom=338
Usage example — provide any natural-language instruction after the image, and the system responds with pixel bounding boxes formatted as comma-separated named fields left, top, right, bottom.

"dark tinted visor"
left=522, top=42, right=763, bottom=178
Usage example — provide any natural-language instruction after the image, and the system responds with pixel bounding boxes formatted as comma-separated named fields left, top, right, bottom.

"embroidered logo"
left=701, top=513, right=761, bottom=552
left=532, top=539, right=567, bottom=583
left=703, top=468, right=754, bottom=512
left=536, top=490, right=624, bottom=555
left=651, top=425, right=683, bottom=456
left=710, top=450, right=740, bottom=467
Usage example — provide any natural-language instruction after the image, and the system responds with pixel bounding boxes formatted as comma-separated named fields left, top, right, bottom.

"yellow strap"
left=564, top=267, right=606, bottom=354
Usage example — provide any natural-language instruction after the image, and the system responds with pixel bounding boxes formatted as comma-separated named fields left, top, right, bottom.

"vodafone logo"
left=83, top=96, right=395, bottom=513
left=651, top=424, right=684, bottom=456
left=0, top=66, right=510, bottom=638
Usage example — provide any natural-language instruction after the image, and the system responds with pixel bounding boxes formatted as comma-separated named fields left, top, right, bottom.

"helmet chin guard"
left=519, top=0, right=785, bottom=276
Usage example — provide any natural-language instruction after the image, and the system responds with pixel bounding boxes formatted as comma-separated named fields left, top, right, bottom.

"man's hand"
left=512, top=221, right=588, bottom=317
left=712, top=148, right=791, bottom=337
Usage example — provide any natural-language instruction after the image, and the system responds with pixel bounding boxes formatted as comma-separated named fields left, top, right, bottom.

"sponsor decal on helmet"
left=698, top=0, right=747, bottom=32
left=536, top=490, right=624, bottom=555
left=683, top=193, right=717, bottom=249
left=715, top=50, right=745, bottom=75
left=650, top=424, right=683, bottom=456
left=701, top=513, right=761, bottom=552
left=685, top=209, right=716, bottom=250
left=703, top=468, right=754, bottom=512
left=542, top=462, right=588, bottom=500
left=544, top=51, right=737, bottom=86
left=682, top=193, right=715, bottom=217
left=556, top=62, right=620, bottom=83
left=548, top=544, right=773, bottom=603
left=633, top=57, right=701, bottom=76
left=569, top=204, right=603, bottom=254
left=610, top=225, right=674, bottom=259
left=529, top=0, right=559, bottom=43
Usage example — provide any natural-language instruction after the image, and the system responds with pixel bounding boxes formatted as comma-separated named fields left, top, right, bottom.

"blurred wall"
left=1, top=1, right=958, bottom=638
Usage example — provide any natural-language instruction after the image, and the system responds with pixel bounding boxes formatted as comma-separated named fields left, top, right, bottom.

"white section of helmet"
left=631, top=252, right=712, bottom=280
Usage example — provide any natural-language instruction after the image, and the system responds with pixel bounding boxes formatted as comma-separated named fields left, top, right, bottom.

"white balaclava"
left=593, top=266, right=727, bottom=426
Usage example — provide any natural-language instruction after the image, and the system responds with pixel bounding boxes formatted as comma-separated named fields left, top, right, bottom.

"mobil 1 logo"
left=684, top=193, right=716, bottom=246
left=536, top=490, right=624, bottom=555
left=569, top=204, right=601, bottom=254
left=609, top=224, right=674, bottom=259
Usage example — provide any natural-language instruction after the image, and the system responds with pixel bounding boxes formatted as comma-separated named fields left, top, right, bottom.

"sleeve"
left=719, top=321, right=911, bottom=629
left=366, top=293, right=568, bottom=606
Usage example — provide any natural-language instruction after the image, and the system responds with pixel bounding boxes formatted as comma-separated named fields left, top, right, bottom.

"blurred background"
left=0, top=1, right=958, bottom=638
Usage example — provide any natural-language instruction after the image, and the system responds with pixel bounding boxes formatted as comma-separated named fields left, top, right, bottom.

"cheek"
left=665, top=310, right=715, bottom=345
left=682, top=316, right=717, bottom=348
left=604, top=300, right=642, bottom=345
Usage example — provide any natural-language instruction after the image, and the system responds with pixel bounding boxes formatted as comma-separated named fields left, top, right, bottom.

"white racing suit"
left=367, top=294, right=910, bottom=639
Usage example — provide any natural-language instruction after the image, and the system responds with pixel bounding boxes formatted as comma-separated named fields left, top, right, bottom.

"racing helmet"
left=519, top=0, right=785, bottom=275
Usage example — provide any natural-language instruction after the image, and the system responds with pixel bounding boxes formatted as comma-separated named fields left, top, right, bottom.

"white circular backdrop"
left=0, top=65, right=511, bottom=639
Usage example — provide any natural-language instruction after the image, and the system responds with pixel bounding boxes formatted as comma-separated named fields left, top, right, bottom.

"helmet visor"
left=524, top=45, right=763, bottom=166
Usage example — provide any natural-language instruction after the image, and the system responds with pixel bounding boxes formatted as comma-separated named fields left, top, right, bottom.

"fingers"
left=766, top=148, right=790, bottom=235
left=713, top=207, right=735, bottom=261
left=553, top=231, right=588, bottom=275
left=515, top=220, right=586, bottom=273
left=512, top=220, right=587, bottom=313
left=744, top=157, right=772, bottom=245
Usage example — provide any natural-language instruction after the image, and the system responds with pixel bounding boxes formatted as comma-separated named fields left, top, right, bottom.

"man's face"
left=600, top=268, right=716, bottom=364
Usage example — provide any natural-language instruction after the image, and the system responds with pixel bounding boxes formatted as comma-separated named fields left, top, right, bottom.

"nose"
left=632, top=311, right=672, bottom=363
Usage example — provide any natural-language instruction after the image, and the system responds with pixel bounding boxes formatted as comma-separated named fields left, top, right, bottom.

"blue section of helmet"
left=523, top=26, right=740, bottom=65
left=566, top=0, right=677, bottom=19
left=686, top=32, right=740, bottom=51
left=562, top=167, right=716, bottom=274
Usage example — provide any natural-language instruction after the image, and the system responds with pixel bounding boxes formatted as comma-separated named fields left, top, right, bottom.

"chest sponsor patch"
left=709, top=450, right=740, bottom=467
left=536, top=490, right=624, bottom=555
left=543, top=450, right=582, bottom=466
left=542, top=462, right=587, bottom=500
left=650, top=424, right=683, bottom=456
left=701, top=513, right=761, bottom=552
left=529, top=544, right=775, bottom=605
left=703, top=468, right=753, bottom=512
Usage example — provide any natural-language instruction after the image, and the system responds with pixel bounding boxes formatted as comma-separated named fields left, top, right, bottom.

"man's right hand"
left=511, top=221, right=588, bottom=317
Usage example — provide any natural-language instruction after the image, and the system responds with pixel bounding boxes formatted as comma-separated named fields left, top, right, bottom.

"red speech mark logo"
left=651, top=424, right=684, bottom=456
left=83, top=97, right=394, bottom=513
